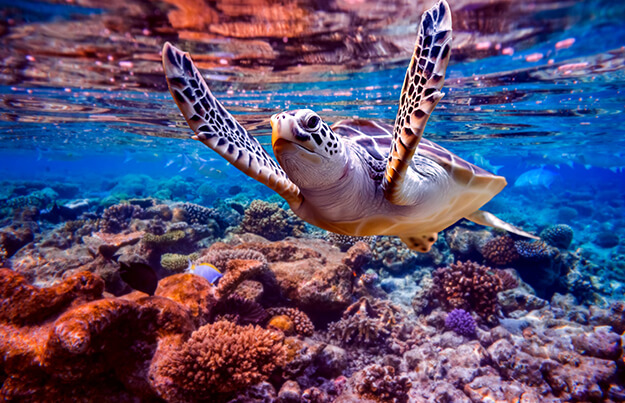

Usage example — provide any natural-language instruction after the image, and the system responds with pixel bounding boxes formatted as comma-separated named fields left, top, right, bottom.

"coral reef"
left=325, top=232, right=374, bottom=252
left=267, top=307, right=315, bottom=336
left=431, top=260, right=502, bottom=320
left=445, top=309, right=477, bottom=337
left=480, top=236, right=519, bottom=267
left=540, top=224, right=574, bottom=249
left=210, top=294, right=268, bottom=325
left=514, top=239, right=558, bottom=261
left=354, top=364, right=411, bottom=403
left=100, top=203, right=144, bottom=233
left=160, top=252, right=199, bottom=272
left=238, top=199, right=306, bottom=241
left=329, top=297, right=402, bottom=347
left=149, top=320, right=287, bottom=400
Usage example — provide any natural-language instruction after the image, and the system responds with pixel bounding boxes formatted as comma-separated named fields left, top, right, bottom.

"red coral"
left=149, top=320, right=287, bottom=400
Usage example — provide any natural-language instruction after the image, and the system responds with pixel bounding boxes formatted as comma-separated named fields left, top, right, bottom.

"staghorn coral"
left=328, top=297, right=402, bottom=347
left=431, top=260, right=502, bottom=320
left=355, top=364, right=411, bottom=403
left=444, top=309, right=476, bottom=337
left=160, top=252, right=200, bottom=272
left=540, top=224, right=574, bottom=249
left=238, top=199, right=305, bottom=241
left=100, top=203, right=144, bottom=233
left=149, top=320, right=287, bottom=399
left=480, top=236, right=519, bottom=267
left=267, top=307, right=314, bottom=336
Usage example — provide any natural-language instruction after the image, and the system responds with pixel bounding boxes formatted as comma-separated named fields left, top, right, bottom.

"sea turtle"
left=161, top=0, right=537, bottom=252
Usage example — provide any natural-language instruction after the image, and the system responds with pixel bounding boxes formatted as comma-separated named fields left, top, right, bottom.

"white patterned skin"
left=271, top=110, right=506, bottom=252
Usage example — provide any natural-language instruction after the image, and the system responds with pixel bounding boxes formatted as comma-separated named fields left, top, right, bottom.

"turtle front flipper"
left=465, top=210, right=539, bottom=239
left=162, top=42, right=302, bottom=207
left=383, top=0, right=452, bottom=205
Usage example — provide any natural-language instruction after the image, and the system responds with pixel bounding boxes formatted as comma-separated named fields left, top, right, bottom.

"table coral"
left=431, top=260, right=502, bottom=320
left=149, top=320, right=287, bottom=400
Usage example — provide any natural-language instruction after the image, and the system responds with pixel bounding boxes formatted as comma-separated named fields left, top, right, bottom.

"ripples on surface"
left=0, top=0, right=624, bottom=172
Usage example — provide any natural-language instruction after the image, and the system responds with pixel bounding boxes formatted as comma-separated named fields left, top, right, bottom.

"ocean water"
left=1, top=0, right=624, bottom=401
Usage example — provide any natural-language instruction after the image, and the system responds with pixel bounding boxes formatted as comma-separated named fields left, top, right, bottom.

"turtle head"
left=271, top=109, right=348, bottom=190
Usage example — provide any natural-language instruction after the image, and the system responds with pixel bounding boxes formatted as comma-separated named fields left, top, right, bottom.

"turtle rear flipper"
left=465, top=210, right=539, bottom=239
left=162, top=42, right=302, bottom=207
left=384, top=0, right=452, bottom=205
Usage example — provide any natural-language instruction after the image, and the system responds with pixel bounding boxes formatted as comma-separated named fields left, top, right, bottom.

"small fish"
left=187, top=260, right=223, bottom=285
left=467, top=152, right=503, bottom=174
left=514, top=167, right=557, bottom=188
left=119, top=262, right=158, bottom=295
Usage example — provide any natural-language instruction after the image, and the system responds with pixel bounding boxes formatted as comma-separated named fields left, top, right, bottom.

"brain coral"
left=540, top=224, right=574, bottom=249
left=150, top=320, right=287, bottom=399
left=432, top=260, right=502, bottom=319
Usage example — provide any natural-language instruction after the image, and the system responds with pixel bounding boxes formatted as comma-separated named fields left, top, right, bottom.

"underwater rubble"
left=0, top=182, right=623, bottom=402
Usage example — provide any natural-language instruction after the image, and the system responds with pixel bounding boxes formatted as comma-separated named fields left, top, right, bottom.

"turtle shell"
left=331, top=118, right=500, bottom=187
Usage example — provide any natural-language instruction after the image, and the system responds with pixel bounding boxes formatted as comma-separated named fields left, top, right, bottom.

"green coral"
left=143, top=230, right=186, bottom=245
left=161, top=253, right=200, bottom=272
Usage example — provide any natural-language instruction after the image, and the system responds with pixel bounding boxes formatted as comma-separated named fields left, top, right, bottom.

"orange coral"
left=149, top=320, right=287, bottom=399
left=481, top=236, right=519, bottom=267
left=267, top=307, right=314, bottom=337
left=215, top=258, right=268, bottom=299
left=155, top=273, right=217, bottom=327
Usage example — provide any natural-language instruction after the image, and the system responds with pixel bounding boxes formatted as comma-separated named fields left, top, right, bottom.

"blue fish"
left=187, top=260, right=223, bottom=285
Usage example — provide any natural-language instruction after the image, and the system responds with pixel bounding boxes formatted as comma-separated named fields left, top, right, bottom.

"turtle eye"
left=305, top=115, right=320, bottom=130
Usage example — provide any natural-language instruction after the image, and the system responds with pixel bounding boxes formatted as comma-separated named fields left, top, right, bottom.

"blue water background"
left=1, top=0, right=624, bottom=271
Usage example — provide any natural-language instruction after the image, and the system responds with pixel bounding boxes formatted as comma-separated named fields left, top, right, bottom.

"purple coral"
left=445, top=309, right=476, bottom=337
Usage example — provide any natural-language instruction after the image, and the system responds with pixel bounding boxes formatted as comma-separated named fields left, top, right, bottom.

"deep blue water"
left=1, top=0, right=624, bottom=275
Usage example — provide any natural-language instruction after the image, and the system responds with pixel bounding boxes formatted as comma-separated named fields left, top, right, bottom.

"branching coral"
left=149, top=320, right=287, bottom=399
left=355, top=364, right=412, bottom=403
left=267, top=307, right=314, bottom=336
left=495, top=269, right=519, bottom=291
left=238, top=199, right=305, bottom=241
left=481, top=236, right=519, bottom=267
left=431, top=260, right=502, bottom=319
left=445, top=309, right=476, bottom=337
left=328, top=297, right=402, bottom=347
left=540, top=224, right=574, bottom=249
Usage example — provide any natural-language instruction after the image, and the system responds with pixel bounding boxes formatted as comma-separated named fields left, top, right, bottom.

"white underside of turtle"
left=161, top=0, right=538, bottom=252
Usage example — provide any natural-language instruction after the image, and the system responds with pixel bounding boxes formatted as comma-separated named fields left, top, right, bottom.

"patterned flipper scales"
left=383, top=0, right=452, bottom=205
left=162, top=43, right=302, bottom=207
